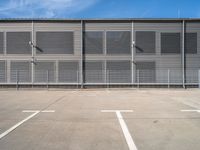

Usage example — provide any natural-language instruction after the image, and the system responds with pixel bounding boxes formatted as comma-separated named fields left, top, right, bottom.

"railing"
left=0, top=69, right=200, bottom=89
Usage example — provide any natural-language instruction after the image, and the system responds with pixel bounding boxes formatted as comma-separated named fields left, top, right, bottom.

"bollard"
left=77, top=70, right=79, bottom=89
left=16, top=70, right=19, bottom=91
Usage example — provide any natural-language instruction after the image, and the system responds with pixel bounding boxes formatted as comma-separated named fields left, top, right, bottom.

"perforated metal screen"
left=161, top=33, right=181, bottom=54
left=106, top=31, right=131, bottom=54
left=7, top=32, right=31, bottom=54
left=34, top=62, right=55, bottom=83
left=106, top=61, right=131, bottom=83
left=84, top=61, right=104, bottom=83
left=136, top=31, right=156, bottom=54
left=84, top=32, right=103, bottom=54
left=36, top=32, right=74, bottom=54
left=58, top=61, right=79, bottom=83
left=10, top=61, right=31, bottom=83
left=136, top=62, right=156, bottom=83
left=185, top=33, right=197, bottom=54
left=0, top=32, right=3, bottom=54
left=0, top=61, right=6, bottom=82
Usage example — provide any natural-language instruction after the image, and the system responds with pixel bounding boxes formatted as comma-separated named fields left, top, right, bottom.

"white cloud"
left=0, top=0, right=99, bottom=18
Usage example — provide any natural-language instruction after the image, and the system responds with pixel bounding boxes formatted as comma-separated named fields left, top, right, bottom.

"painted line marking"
left=181, top=110, right=200, bottom=113
left=101, top=110, right=137, bottom=150
left=0, top=110, right=55, bottom=140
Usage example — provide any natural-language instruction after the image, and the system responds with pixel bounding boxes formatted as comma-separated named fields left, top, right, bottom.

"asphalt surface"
left=0, top=89, right=200, bottom=150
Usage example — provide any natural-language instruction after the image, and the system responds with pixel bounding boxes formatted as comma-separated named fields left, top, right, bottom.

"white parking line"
left=0, top=110, right=55, bottom=139
left=101, top=110, right=137, bottom=150
left=181, top=110, right=200, bottom=112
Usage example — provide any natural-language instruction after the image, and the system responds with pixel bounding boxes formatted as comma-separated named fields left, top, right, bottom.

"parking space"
left=0, top=89, right=200, bottom=150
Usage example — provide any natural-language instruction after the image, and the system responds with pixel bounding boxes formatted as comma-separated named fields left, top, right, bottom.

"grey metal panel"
left=6, top=32, right=31, bottom=54
left=161, top=33, right=181, bottom=54
left=136, top=31, right=155, bottom=54
left=106, top=31, right=131, bottom=54
left=106, top=61, right=131, bottom=83
left=84, top=61, right=104, bottom=83
left=136, top=62, right=156, bottom=83
left=58, top=61, right=78, bottom=83
left=84, top=31, right=103, bottom=54
left=0, top=32, right=3, bottom=54
left=34, top=62, right=55, bottom=83
left=10, top=61, right=31, bottom=83
left=36, top=32, right=74, bottom=54
left=0, top=61, right=6, bottom=82
left=185, top=33, right=197, bottom=54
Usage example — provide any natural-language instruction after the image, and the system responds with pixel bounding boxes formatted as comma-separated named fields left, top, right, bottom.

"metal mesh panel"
left=58, top=61, right=79, bottom=83
left=161, top=33, right=181, bottom=54
left=84, top=32, right=103, bottom=54
left=36, top=32, right=74, bottom=54
left=136, top=62, right=156, bottom=83
left=0, top=61, right=6, bottom=82
left=136, top=31, right=155, bottom=54
left=185, top=33, right=197, bottom=54
left=34, top=62, right=55, bottom=83
left=106, top=31, right=131, bottom=54
left=10, top=61, right=31, bottom=83
left=107, top=61, right=131, bottom=83
left=0, top=32, right=3, bottom=54
left=7, top=32, right=31, bottom=54
left=84, top=61, right=104, bottom=83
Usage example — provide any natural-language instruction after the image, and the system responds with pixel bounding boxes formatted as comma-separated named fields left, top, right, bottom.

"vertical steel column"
left=31, top=21, right=34, bottom=85
left=80, top=20, right=84, bottom=88
left=131, top=21, right=134, bottom=85
left=182, top=20, right=186, bottom=88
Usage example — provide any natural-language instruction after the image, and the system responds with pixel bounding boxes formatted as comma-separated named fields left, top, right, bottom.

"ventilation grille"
left=36, top=32, right=74, bottom=54
left=7, top=32, right=31, bottom=54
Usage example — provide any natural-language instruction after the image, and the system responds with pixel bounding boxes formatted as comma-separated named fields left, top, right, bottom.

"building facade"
left=0, top=18, right=199, bottom=87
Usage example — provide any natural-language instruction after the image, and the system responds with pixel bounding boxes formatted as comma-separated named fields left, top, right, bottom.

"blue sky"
left=0, top=0, right=199, bottom=18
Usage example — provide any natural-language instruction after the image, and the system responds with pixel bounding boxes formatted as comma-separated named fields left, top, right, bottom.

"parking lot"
left=0, top=89, right=200, bottom=150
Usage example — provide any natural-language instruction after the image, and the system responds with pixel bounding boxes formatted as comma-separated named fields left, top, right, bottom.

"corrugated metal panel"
left=36, top=32, right=74, bottom=54
left=6, top=32, right=31, bottom=54
left=84, top=31, right=103, bottom=54
left=10, top=61, right=31, bottom=83
left=106, top=31, right=131, bottom=54
left=0, top=32, right=3, bottom=54
left=84, top=61, right=104, bottom=83
left=34, top=62, right=55, bottom=83
left=106, top=61, right=131, bottom=83
left=58, top=61, right=79, bottom=83
left=136, top=31, right=155, bottom=54
left=0, top=61, right=6, bottom=82
left=161, top=33, right=181, bottom=54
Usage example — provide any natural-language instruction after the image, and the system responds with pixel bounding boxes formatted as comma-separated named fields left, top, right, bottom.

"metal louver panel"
left=84, top=61, right=104, bottom=83
left=0, top=32, right=3, bottom=54
left=84, top=32, right=103, bottom=54
left=136, top=31, right=156, bottom=54
left=0, top=61, right=6, bottom=82
left=34, top=62, right=55, bottom=83
left=107, top=61, right=131, bottom=83
left=58, top=61, right=79, bottom=83
left=185, top=33, right=197, bottom=54
left=7, top=32, right=31, bottom=54
left=106, top=31, right=131, bottom=54
left=10, top=61, right=31, bottom=83
left=136, top=62, right=156, bottom=83
left=161, top=33, right=181, bottom=54
left=36, top=32, right=74, bottom=54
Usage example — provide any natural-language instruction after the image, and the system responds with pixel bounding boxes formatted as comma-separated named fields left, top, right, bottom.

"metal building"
left=0, top=18, right=199, bottom=88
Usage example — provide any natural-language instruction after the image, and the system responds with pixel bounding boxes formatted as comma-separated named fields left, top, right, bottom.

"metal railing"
left=0, top=69, right=200, bottom=89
